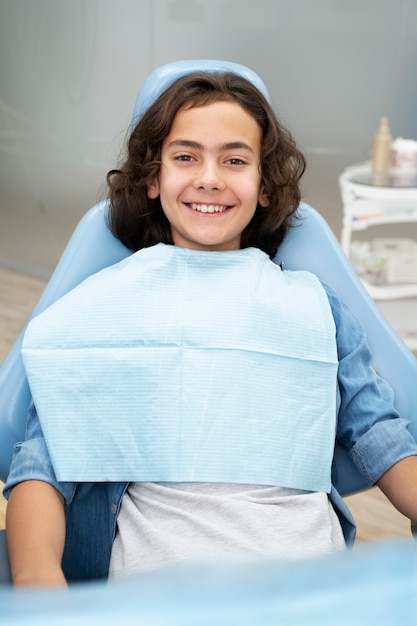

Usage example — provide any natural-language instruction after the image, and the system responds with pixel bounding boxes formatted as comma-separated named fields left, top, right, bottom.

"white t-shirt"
left=109, top=482, right=346, bottom=579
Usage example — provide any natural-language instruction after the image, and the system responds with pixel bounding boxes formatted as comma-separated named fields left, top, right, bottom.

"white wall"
left=1, top=0, right=416, bottom=275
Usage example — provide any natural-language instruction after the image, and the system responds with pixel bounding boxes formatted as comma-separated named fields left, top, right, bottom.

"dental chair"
left=1, top=60, right=417, bottom=585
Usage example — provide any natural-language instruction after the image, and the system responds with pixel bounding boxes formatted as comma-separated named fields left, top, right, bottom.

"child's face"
left=147, top=101, right=269, bottom=251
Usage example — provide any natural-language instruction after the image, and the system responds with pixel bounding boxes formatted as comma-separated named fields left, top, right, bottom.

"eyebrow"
left=167, top=139, right=255, bottom=154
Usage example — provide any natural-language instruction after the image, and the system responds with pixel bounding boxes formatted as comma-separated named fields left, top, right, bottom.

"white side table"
left=339, top=161, right=417, bottom=350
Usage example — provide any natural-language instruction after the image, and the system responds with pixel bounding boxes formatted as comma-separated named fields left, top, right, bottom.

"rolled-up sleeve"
left=3, top=401, right=76, bottom=504
left=323, top=282, right=417, bottom=486
left=350, top=418, right=417, bottom=485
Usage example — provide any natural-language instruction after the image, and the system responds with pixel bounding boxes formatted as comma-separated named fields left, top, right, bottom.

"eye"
left=175, top=154, right=195, bottom=162
left=226, top=157, right=246, bottom=166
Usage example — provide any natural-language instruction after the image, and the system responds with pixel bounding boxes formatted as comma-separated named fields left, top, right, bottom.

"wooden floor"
left=0, top=266, right=414, bottom=544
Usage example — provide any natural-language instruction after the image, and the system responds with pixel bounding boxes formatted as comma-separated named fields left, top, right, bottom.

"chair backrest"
left=1, top=60, right=416, bottom=494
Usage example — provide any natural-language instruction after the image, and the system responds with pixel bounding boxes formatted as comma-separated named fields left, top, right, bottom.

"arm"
left=6, top=480, right=67, bottom=587
left=323, top=283, right=417, bottom=523
left=377, top=456, right=417, bottom=526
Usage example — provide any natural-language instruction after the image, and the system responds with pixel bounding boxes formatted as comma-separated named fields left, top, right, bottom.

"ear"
left=258, top=183, right=269, bottom=207
left=147, top=177, right=160, bottom=199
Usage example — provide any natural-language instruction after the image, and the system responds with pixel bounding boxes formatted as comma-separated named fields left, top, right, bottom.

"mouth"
left=189, top=203, right=231, bottom=214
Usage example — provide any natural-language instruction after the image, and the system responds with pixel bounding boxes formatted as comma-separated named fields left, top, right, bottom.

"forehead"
left=166, top=101, right=262, bottom=147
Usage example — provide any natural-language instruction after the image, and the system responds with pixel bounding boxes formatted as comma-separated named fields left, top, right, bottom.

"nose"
left=193, top=159, right=225, bottom=191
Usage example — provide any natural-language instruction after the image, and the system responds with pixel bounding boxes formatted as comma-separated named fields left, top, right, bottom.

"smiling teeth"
left=190, top=203, right=227, bottom=213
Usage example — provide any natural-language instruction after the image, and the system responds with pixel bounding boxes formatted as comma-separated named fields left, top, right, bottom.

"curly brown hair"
left=107, top=71, right=305, bottom=259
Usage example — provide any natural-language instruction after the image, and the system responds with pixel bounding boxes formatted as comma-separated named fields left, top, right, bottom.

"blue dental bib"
left=22, top=244, right=338, bottom=491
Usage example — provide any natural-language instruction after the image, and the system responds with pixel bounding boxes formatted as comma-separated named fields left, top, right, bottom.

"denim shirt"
left=4, top=281, right=417, bottom=582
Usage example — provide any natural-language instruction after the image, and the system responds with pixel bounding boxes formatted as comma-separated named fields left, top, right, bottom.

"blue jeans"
left=0, top=530, right=11, bottom=584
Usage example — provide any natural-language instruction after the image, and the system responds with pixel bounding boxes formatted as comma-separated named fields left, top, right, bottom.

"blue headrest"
left=131, top=59, right=271, bottom=130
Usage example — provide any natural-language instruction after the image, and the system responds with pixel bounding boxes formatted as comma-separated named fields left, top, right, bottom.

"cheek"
left=158, top=168, right=183, bottom=198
